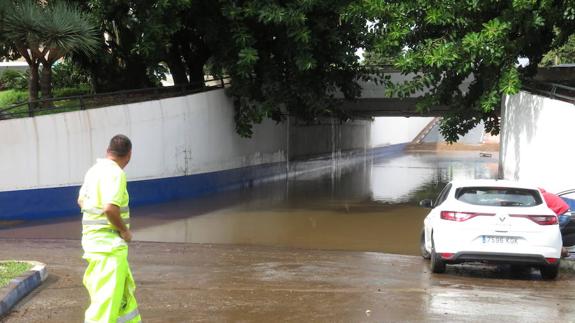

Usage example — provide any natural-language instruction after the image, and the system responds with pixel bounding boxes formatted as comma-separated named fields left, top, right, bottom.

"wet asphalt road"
left=1, top=239, right=575, bottom=323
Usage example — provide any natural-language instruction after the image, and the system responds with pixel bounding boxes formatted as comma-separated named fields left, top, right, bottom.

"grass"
left=0, top=83, right=214, bottom=120
left=0, top=262, right=32, bottom=288
left=0, top=86, right=92, bottom=118
left=0, top=89, right=28, bottom=107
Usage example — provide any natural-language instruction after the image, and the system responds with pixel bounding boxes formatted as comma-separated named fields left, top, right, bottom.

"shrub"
left=52, top=61, right=91, bottom=89
left=0, top=85, right=91, bottom=109
left=0, top=89, right=28, bottom=107
left=53, top=85, right=91, bottom=97
left=0, top=70, right=28, bottom=91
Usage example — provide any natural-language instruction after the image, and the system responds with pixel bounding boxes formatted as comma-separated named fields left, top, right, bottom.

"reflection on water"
left=131, top=151, right=499, bottom=255
left=0, top=151, right=499, bottom=255
left=371, top=152, right=499, bottom=204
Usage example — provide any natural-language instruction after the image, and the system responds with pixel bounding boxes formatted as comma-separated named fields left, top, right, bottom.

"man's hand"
left=120, top=230, right=133, bottom=243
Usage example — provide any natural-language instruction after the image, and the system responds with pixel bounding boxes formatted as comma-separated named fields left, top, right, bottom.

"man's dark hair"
left=108, top=134, right=132, bottom=157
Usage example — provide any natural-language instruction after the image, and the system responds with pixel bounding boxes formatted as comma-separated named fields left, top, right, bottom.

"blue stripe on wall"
left=0, top=162, right=287, bottom=221
left=0, top=144, right=407, bottom=221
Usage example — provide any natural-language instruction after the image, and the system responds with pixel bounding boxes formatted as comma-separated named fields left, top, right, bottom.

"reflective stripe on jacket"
left=79, top=158, right=130, bottom=252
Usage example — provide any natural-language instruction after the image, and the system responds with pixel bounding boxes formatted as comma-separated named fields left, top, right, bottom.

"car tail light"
left=440, top=253, right=454, bottom=260
left=440, top=211, right=495, bottom=222
left=510, top=214, right=558, bottom=225
left=546, top=258, right=559, bottom=264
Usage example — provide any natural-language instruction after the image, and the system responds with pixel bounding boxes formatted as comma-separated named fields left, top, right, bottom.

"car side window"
left=434, top=184, right=452, bottom=207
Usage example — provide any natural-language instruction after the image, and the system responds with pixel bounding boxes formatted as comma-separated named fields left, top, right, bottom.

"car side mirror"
left=419, top=199, right=433, bottom=208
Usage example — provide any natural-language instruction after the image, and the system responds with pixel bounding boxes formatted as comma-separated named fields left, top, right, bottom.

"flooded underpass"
left=4, top=150, right=575, bottom=322
left=0, top=151, right=499, bottom=255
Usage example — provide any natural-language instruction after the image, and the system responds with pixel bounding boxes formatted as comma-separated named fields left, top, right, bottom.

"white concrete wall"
left=501, top=91, right=575, bottom=192
left=370, top=117, right=433, bottom=147
left=0, top=62, right=28, bottom=74
left=0, top=89, right=287, bottom=192
left=289, top=118, right=371, bottom=158
left=0, top=89, right=379, bottom=193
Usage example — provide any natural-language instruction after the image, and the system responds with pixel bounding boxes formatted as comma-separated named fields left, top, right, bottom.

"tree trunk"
left=40, top=63, right=53, bottom=108
left=180, top=32, right=210, bottom=89
left=166, top=41, right=189, bottom=86
left=125, top=57, right=153, bottom=89
left=28, top=63, right=40, bottom=111
left=187, top=59, right=206, bottom=88
left=182, top=46, right=210, bottom=89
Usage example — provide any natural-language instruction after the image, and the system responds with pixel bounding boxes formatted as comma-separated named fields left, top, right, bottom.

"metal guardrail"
left=522, top=80, right=575, bottom=104
left=0, top=76, right=230, bottom=120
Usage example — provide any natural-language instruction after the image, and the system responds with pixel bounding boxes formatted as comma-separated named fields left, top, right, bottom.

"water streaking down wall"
left=0, top=143, right=408, bottom=220
left=501, top=91, right=575, bottom=192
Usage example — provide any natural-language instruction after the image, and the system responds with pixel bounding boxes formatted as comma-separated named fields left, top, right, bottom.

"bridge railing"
left=522, top=80, right=575, bottom=104
left=0, top=76, right=230, bottom=120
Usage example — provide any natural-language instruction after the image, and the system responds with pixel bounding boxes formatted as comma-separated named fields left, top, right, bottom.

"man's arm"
left=103, top=203, right=132, bottom=242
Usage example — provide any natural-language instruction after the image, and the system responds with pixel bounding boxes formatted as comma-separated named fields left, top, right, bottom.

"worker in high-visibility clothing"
left=78, top=134, right=141, bottom=323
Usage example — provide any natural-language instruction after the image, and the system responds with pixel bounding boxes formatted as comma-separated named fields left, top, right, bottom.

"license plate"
left=481, top=236, right=518, bottom=245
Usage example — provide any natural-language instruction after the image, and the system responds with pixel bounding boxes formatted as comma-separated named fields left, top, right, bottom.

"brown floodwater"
left=0, top=151, right=499, bottom=255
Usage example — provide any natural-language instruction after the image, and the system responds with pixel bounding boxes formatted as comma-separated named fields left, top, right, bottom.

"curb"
left=0, top=261, right=48, bottom=317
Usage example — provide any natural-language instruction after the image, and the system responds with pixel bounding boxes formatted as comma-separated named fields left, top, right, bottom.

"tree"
left=361, top=50, right=396, bottom=66
left=1, top=0, right=98, bottom=105
left=212, top=0, right=368, bottom=137
left=59, top=1, right=369, bottom=136
left=358, top=0, right=575, bottom=142
left=2, top=1, right=43, bottom=104
left=67, top=0, right=159, bottom=92
left=37, top=1, right=99, bottom=101
left=68, top=0, right=218, bottom=91
left=0, top=0, right=13, bottom=62
left=79, top=0, right=368, bottom=136
left=541, top=34, right=575, bottom=66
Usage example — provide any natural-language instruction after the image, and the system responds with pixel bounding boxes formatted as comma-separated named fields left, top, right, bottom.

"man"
left=539, top=188, right=570, bottom=226
left=540, top=188, right=571, bottom=258
left=78, top=134, right=141, bottom=323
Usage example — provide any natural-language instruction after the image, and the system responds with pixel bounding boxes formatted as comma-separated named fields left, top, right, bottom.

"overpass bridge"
left=340, top=97, right=450, bottom=117
left=337, top=71, right=461, bottom=118
left=339, top=65, right=575, bottom=118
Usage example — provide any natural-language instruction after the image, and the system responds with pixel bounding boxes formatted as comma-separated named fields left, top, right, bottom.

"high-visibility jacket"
left=79, top=158, right=130, bottom=253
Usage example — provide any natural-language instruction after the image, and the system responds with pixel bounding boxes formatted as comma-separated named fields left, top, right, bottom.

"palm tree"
left=2, top=0, right=98, bottom=107
left=2, top=1, right=43, bottom=105
left=37, top=1, right=99, bottom=101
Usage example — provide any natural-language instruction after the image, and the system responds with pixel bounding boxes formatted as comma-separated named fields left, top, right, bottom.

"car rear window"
left=454, top=187, right=543, bottom=207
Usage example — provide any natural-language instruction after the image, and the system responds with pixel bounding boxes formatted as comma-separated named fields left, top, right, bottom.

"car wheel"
left=430, top=235, right=446, bottom=273
left=420, top=229, right=431, bottom=259
left=540, top=263, right=560, bottom=280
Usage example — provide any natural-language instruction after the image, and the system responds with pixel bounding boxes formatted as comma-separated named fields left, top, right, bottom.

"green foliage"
left=360, top=0, right=575, bottom=142
left=3, top=0, right=98, bottom=57
left=0, top=0, right=99, bottom=104
left=214, top=0, right=367, bottom=137
left=361, top=50, right=396, bottom=66
left=0, top=85, right=89, bottom=108
left=0, top=89, right=28, bottom=107
left=52, top=61, right=90, bottom=89
left=541, top=34, right=575, bottom=66
left=53, top=85, right=90, bottom=97
left=0, top=69, right=27, bottom=90
left=0, top=261, right=31, bottom=288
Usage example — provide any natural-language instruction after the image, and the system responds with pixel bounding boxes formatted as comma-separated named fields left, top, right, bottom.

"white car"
left=420, top=179, right=562, bottom=279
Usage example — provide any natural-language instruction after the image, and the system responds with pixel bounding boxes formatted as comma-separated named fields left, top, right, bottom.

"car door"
left=557, top=189, right=575, bottom=213
left=424, top=183, right=452, bottom=248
